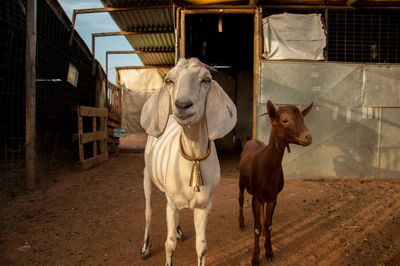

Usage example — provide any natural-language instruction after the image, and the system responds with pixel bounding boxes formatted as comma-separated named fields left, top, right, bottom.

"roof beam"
left=93, top=30, right=173, bottom=37
left=92, top=31, right=174, bottom=74
left=69, top=5, right=172, bottom=45
left=105, top=50, right=174, bottom=77
left=346, top=0, right=358, bottom=6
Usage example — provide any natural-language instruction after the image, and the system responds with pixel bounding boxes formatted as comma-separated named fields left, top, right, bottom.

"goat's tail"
left=141, top=171, right=152, bottom=259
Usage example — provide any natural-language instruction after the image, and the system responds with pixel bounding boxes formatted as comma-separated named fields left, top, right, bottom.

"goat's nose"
left=175, top=100, right=193, bottom=109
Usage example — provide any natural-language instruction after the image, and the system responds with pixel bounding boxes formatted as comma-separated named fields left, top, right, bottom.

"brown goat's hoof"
left=266, top=253, right=274, bottom=262
left=251, top=258, right=260, bottom=265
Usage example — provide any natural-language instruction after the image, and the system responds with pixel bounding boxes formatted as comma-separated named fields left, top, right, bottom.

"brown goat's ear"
left=267, top=100, right=277, bottom=120
left=301, top=102, right=313, bottom=117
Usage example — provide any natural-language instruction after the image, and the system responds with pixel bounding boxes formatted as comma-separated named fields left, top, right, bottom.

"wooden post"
left=252, top=8, right=261, bottom=139
left=92, top=117, right=97, bottom=157
left=92, top=34, right=96, bottom=75
left=26, top=0, right=37, bottom=190
left=179, top=9, right=185, bottom=59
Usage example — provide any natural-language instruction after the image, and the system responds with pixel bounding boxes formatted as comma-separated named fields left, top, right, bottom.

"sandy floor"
left=1, top=153, right=400, bottom=265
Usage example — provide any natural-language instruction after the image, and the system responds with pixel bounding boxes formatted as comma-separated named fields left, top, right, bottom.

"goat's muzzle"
left=296, top=132, right=312, bottom=146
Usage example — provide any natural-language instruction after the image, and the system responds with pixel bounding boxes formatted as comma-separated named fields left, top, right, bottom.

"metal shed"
left=74, top=0, right=400, bottom=179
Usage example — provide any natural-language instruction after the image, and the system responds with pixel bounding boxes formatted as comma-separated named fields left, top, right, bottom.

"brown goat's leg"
left=239, top=180, right=245, bottom=230
left=259, top=203, right=266, bottom=236
left=264, top=199, right=277, bottom=261
left=251, top=196, right=261, bottom=265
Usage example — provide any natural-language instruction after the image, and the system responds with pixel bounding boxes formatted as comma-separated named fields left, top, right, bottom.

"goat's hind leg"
left=264, top=199, right=277, bottom=261
left=177, top=224, right=184, bottom=242
left=238, top=175, right=245, bottom=230
left=140, top=171, right=152, bottom=259
left=251, top=196, right=262, bottom=265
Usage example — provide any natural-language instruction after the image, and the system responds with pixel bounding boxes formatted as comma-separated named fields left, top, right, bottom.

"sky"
left=58, top=0, right=143, bottom=84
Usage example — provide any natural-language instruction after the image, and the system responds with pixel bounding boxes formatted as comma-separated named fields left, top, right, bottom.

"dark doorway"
left=185, top=13, right=254, bottom=155
left=185, top=14, right=253, bottom=69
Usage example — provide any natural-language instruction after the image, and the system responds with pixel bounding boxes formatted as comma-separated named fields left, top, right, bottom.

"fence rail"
left=107, top=81, right=122, bottom=123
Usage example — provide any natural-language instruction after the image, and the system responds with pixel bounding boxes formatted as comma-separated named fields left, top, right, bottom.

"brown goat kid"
left=239, top=100, right=313, bottom=265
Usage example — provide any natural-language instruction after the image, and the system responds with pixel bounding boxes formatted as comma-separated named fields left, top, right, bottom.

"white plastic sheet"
left=116, top=67, right=170, bottom=134
left=262, top=13, right=326, bottom=60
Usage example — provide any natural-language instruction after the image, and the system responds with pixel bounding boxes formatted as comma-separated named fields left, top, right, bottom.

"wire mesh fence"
left=263, top=7, right=400, bottom=63
left=0, top=0, right=27, bottom=193
left=122, top=89, right=155, bottom=134
left=1, top=0, right=97, bottom=193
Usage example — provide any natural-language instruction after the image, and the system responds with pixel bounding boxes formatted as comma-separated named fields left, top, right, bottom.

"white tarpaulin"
left=116, top=67, right=170, bottom=134
left=262, top=13, right=326, bottom=60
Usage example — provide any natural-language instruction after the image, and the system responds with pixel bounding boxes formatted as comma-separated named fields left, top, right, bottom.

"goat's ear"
left=206, top=80, right=237, bottom=140
left=140, top=84, right=171, bottom=137
left=301, top=102, right=313, bottom=117
left=267, top=100, right=277, bottom=120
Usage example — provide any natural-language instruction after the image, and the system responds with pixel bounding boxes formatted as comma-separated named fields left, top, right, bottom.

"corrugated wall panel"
left=364, top=65, right=400, bottom=107
left=258, top=61, right=400, bottom=179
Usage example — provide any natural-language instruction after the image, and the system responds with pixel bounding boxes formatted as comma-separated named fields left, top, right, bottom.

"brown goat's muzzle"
left=295, top=132, right=312, bottom=146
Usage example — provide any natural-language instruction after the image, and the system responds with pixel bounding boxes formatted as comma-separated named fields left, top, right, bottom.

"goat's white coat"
left=145, top=116, right=220, bottom=210
left=140, top=58, right=237, bottom=266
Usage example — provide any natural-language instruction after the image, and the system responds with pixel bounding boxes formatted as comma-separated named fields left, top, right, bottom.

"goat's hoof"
left=140, top=252, right=149, bottom=260
left=140, top=240, right=151, bottom=260
left=266, top=253, right=274, bottom=262
left=251, top=258, right=260, bottom=265
left=177, top=225, right=184, bottom=242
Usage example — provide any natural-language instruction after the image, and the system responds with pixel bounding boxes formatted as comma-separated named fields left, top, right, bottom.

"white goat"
left=139, top=58, right=237, bottom=266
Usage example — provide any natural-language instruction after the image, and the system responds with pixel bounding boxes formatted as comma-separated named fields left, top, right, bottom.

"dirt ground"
left=1, top=152, right=400, bottom=265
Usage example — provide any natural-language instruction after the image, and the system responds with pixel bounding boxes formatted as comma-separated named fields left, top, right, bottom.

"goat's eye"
left=165, top=78, right=173, bottom=85
left=282, top=119, right=288, bottom=123
left=202, top=77, right=211, bottom=84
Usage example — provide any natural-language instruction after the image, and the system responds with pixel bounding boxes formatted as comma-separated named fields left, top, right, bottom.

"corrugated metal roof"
left=101, top=0, right=400, bottom=66
left=125, top=33, right=175, bottom=51
left=137, top=52, right=175, bottom=66
left=101, top=0, right=175, bottom=66
left=111, top=8, right=174, bottom=32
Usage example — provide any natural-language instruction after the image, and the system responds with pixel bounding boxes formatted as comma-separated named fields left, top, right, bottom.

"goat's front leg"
left=251, top=196, right=262, bottom=265
left=194, top=203, right=212, bottom=266
left=264, top=199, right=277, bottom=261
left=165, top=199, right=179, bottom=266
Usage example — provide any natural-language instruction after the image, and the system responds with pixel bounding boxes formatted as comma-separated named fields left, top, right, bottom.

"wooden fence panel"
left=73, top=106, right=108, bottom=170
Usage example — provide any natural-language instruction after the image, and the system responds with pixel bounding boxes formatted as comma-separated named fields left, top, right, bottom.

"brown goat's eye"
left=202, top=77, right=211, bottom=84
left=282, top=119, right=288, bottom=123
left=165, top=78, right=173, bottom=85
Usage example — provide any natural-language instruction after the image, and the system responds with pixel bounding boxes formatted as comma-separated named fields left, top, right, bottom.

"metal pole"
left=26, top=0, right=37, bottom=190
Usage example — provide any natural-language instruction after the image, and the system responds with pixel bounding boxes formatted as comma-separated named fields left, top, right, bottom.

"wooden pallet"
left=72, top=106, right=108, bottom=170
